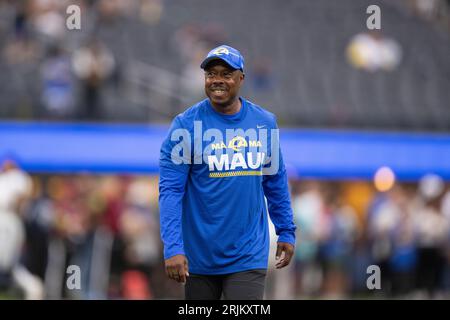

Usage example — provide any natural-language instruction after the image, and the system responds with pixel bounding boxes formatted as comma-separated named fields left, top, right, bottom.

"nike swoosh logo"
left=257, top=125, right=266, bottom=129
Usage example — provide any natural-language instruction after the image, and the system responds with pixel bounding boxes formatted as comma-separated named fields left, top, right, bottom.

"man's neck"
left=210, top=98, right=242, bottom=115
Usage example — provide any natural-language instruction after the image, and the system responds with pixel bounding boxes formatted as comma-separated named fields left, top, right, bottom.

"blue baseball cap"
left=200, top=45, right=244, bottom=72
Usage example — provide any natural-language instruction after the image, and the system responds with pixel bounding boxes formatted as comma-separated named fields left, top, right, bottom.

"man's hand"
left=165, top=254, right=189, bottom=284
left=275, top=242, right=294, bottom=269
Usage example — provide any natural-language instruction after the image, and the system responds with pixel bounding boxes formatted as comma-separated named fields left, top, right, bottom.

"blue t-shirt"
left=159, top=97, right=296, bottom=274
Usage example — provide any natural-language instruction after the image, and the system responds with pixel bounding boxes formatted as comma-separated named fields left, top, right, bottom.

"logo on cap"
left=212, top=47, right=230, bottom=55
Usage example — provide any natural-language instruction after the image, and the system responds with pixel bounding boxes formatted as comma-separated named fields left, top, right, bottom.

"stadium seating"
left=0, top=0, right=448, bottom=130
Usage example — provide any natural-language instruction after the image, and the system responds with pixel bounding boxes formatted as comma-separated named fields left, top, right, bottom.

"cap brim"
left=200, top=56, right=240, bottom=71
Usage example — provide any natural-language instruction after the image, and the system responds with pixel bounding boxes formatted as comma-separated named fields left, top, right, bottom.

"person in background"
left=0, top=156, right=44, bottom=299
left=414, top=174, right=449, bottom=298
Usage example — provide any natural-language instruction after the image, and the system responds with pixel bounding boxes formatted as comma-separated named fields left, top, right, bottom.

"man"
left=0, top=157, right=44, bottom=299
left=159, top=45, right=296, bottom=300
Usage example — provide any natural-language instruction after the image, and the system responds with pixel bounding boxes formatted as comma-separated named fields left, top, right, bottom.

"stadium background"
left=0, top=0, right=449, bottom=299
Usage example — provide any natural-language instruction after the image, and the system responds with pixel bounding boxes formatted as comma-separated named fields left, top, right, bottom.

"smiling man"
left=159, top=45, right=297, bottom=300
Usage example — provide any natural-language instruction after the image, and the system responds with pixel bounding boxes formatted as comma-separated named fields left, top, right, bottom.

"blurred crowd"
left=0, top=158, right=449, bottom=300
left=287, top=177, right=450, bottom=299
left=0, top=157, right=169, bottom=299
left=0, top=0, right=162, bottom=121
left=0, top=0, right=247, bottom=122
left=346, top=30, right=403, bottom=72
left=1, top=0, right=448, bottom=129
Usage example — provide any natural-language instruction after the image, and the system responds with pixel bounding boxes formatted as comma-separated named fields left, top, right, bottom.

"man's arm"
left=262, top=124, right=297, bottom=269
left=159, top=117, right=191, bottom=283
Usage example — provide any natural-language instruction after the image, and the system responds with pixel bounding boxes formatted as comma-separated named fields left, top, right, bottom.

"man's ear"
left=240, top=72, right=245, bottom=82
